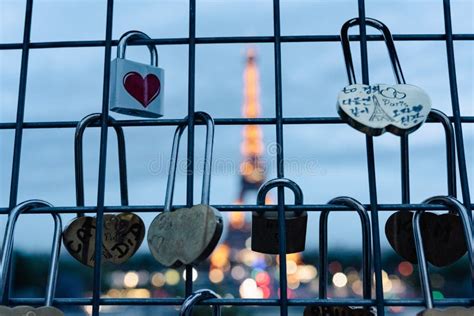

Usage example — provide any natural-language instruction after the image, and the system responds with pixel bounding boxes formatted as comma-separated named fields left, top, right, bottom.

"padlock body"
left=251, top=211, right=307, bottom=254
left=109, top=58, right=164, bottom=118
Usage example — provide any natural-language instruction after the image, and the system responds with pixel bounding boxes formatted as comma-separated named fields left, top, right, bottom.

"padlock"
left=147, top=111, right=223, bottom=267
left=0, top=200, right=64, bottom=315
left=179, top=289, right=221, bottom=316
left=303, top=197, right=375, bottom=316
left=251, top=177, right=307, bottom=254
left=109, top=30, right=164, bottom=118
left=385, top=109, right=468, bottom=266
left=304, top=305, right=375, bottom=316
left=413, top=196, right=474, bottom=315
left=62, top=113, right=145, bottom=267
left=337, top=18, right=431, bottom=136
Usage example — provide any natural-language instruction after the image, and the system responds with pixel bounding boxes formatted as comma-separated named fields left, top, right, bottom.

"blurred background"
left=0, top=0, right=473, bottom=315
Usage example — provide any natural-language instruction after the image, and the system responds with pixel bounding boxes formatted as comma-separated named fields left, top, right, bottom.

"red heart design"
left=123, top=72, right=161, bottom=107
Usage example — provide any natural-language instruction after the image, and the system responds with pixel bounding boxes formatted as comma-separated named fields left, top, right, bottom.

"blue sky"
left=0, top=0, right=473, bottom=254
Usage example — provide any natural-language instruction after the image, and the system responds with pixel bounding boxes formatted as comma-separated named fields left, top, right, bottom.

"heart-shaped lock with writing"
left=179, top=289, right=221, bottom=316
left=385, top=110, right=468, bottom=266
left=413, top=196, right=474, bottom=315
left=251, top=178, right=307, bottom=254
left=147, top=112, right=223, bottom=267
left=337, top=18, right=431, bottom=136
left=306, top=197, right=374, bottom=315
left=0, top=200, right=64, bottom=315
left=109, top=30, right=164, bottom=118
left=62, top=113, right=145, bottom=267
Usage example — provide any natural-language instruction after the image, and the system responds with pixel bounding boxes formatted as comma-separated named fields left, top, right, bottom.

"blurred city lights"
left=332, top=272, right=348, bottom=288
left=209, top=268, right=225, bottom=284
left=182, top=267, right=198, bottom=282
left=398, top=261, right=414, bottom=277
left=164, top=269, right=180, bottom=286
left=123, top=271, right=139, bottom=288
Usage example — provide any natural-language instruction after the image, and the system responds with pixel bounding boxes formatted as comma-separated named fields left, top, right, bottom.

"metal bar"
left=91, top=1, right=114, bottom=315
left=4, top=0, right=34, bottom=305
left=272, top=1, right=288, bottom=315
left=185, top=0, right=197, bottom=297
left=0, top=203, right=471, bottom=214
left=356, top=2, right=385, bottom=314
left=443, top=0, right=472, bottom=215
left=6, top=297, right=474, bottom=307
left=2, top=33, right=474, bottom=50
left=0, top=116, right=473, bottom=130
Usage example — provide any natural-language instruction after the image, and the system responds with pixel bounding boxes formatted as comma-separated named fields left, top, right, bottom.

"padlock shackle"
left=179, top=289, right=221, bottom=316
left=256, top=178, right=304, bottom=216
left=164, top=112, right=215, bottom=212
left=75, top=113, right=129, bottom=216
left=0, top=200, right=62, bottom=307
left=340, top=17, right=405, bottom=85
left=427, top=110, right=456, bottom=197
left=318, top=197, right=372, bottom=300
left=117, top=30, right=158, bottom=67
left=413, top=196, right=474, bottom=309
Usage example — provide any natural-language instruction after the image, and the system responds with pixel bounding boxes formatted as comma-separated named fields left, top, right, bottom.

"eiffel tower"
left=369, top=95, right=395, bottom=122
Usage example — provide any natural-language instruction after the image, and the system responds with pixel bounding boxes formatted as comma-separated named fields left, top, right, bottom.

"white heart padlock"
left=337, top=18, right=431, bottom=136
left=109, top=30, right=164, bottom=118
left=337, top=83, right=431, bottom=136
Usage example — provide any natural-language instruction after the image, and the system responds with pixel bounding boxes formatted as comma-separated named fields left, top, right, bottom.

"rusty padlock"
left=109, top=30, right=164, bottom=118
left=251, top=178, right=307, bottom=254
left=62, top=113, right=145, bottom=267
left=414, top=196, right=474, bottom=316
left=0, top=200, right=64, bottom=316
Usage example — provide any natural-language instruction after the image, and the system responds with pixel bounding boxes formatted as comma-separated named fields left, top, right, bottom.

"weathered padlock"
left=109, top=30, right=164, bottom=118
left=62, top=113, right=145, bottom=267
left=413, top=196, right=474, bottom=315
left=304, top=197, right=375, bottom=316
left=251, top=178, right=307, bottom=254
left=179, top=289, right=221, bottom=316
left=338, top=18, right=431, bottom=136
left=147, top=112, right=223, bottom=267
left=385, top=109, right=468, bottom=267
left=0, top=200, right=64, bottom=315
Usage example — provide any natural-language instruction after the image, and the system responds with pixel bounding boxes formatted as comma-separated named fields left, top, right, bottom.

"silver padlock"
left=0, top=200, right=64, bottom=315
left=414, top=196, right=474, bottom=316
left=109, top=30, right=164, bottom=118
left=179, top=289, right=221, bottom=316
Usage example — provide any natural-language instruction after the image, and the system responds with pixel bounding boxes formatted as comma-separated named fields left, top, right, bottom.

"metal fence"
left=0, top=0, right=473, bottom=315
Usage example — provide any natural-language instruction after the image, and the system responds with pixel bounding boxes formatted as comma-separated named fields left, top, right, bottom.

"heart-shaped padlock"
left=0, top=200, right=64, bottom=315
left=385, top=110, right=467, bottom=266
left=412, top=196, right=474, bottom=315
left=147, top=112, right=223, bottom=267
left=317, top=197, right=374, bottom=315
left=337, top=18, right=431, bottom=136
left=62, top=113, right=145, bottom=267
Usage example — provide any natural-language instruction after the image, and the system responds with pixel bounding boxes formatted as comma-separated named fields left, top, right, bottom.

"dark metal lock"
left=385, top=110, right=468, bottom=267
left=413, top=196, right=474, bottom=316
left=251, top=178, right=307, bottom=254
left=179, top=289, right=221, bottom=316
left=304, top=305, right=375, bottom=316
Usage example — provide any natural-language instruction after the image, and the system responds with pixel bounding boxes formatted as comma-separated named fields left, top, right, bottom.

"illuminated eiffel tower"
left=230, top=48, right=267, bottom=230
left=369, top=95, right=394, bottom=122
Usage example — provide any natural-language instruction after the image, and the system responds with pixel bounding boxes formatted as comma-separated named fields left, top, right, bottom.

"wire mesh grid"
left=0, top=0, right=473, bottom=315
